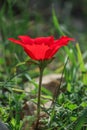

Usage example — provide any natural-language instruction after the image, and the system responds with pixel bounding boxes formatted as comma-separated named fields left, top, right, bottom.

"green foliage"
left=74, top=107, right=87, bottom=130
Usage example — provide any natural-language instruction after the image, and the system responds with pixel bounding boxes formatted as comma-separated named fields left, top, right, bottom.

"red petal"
left=35, top=36, right=54, bottom=46
left=8, top=38, right=23, bottom=45
left=18, top=35, right=34, bottom=45
left=45, top=49, right=53, bottom=59
left=24, top=48, right=36, bottom=60
left=24, top=43, right=49, bottom=60
left=45, top=36, right=74, bottom=59
left=54, top=36, right=75, bottom=47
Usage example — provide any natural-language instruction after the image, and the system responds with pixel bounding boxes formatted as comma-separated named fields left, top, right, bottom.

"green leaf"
left=64, top=46, right=77, bottom=66
left=67, top=82, right=72, bottom=92
left=76, top=43, right=85, bottom=72
left=0, top=58, right=5, bottom=64
left=76, top=43, right=87, bottom=85
left=58, top=93, right=65, bottom=104
left=64, top=101, right=78, bottom=111
left=52, top=8, right=64, bottom=36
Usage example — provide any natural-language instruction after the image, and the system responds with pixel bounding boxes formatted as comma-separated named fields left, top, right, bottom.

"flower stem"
left=35, top=65, right=44, bottom=129
left=37, top=67, right=43, bottom=118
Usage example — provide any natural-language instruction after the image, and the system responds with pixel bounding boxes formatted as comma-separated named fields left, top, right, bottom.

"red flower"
left=8, top=35, right=74, bottom=60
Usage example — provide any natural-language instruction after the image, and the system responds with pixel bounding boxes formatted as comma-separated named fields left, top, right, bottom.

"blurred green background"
left=0, top=0, right=87, bottom=82
left=0, top=0, right=87, bottom=39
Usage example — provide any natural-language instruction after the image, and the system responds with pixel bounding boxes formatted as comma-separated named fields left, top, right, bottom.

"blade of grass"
left=76, top=43, right=87, bottom=85
left=52, top=8, right=64, bottom=36
left=76, top=43, right=85, bottom=72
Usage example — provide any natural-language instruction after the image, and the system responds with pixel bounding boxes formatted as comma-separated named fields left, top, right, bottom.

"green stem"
left=35, top=64, right=44, bottom=129
left=37, top=67, right=43, bottom=118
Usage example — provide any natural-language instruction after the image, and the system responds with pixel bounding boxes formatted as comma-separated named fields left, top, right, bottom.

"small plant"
left=8, top=35, right=74, bottom=129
